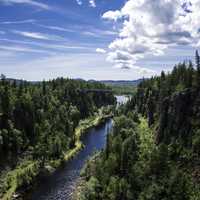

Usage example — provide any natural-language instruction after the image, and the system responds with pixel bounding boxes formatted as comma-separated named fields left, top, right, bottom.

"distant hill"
left=99, top=79, right=143, bottom=86
left=3, top=78, right=40, bottom=85
left=3, top=77, right=144, bottom=87
left=88, top=79, right=144, bottom=95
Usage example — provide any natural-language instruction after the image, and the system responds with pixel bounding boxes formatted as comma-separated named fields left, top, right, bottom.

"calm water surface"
left=115, top=95, right=130, bottom=105
left=29, top=119, right=113, bottom=200
left=28, top=96, right=127, bottom=200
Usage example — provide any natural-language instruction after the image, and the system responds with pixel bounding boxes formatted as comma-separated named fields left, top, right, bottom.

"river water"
left=28, top=119, right=112, bottom=200
left=28, top=96, right=127, bottom=200
left=115, top=95, right=130, bottom=105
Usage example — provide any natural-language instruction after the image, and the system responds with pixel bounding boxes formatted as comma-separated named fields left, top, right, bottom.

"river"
left=27, top=96, right=127, bottom=200
left=115, top=95, right=131, bottom=105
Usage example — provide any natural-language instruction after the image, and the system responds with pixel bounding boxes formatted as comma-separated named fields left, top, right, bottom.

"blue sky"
left=0, top=0, right=198, bottom=80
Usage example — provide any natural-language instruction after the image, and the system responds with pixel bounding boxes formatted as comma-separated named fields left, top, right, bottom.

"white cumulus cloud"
left=75, top=0, right=96, bottom=8
left=75, top=0, right=82, bottom=5
left=102, top=10, right=122, bottom=21
left=89, top=0, right=96, bottom=8
left=102, top=0, right=200, bottom=71
left=96, top=48, right=106, bottom=53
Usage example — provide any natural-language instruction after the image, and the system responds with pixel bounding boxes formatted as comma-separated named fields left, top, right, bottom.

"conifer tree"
left=195, top=50, right=200, bottom=70
left=195, top=50, right=200, bottom=87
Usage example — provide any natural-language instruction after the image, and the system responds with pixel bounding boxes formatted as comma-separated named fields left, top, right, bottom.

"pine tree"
left=195, top=50, right=200, bottom=87
left=187, top=61, right=194, bottom=88
left=195, top=50, right=200, bottom=70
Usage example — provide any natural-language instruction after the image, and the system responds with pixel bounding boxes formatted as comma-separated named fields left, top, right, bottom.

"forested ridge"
left=0, top=76, right=115, bottom=199
left=77, top=52, right=200, bottom=200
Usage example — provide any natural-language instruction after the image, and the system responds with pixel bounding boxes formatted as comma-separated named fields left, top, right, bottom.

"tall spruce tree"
left=195, top=50, right=200, bottom=87
left=195, top=50, right=200, bottom=69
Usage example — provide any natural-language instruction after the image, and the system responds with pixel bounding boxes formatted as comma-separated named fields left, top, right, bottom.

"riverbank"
left=72, top=153, right=101, bottom=200
left=72, top=117, right=153, bottom=200
left=1, top=110, right=112, bottom=200
left=64, top=113, right=112, bottom=163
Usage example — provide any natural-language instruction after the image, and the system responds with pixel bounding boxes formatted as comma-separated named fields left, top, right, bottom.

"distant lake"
left=115, top=95, right=130, bottom=105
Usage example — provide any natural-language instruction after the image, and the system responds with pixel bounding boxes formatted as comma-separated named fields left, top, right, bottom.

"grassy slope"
left=2, top=161, right=40, bottom=200
left=64, top=111, right=112, bottom=161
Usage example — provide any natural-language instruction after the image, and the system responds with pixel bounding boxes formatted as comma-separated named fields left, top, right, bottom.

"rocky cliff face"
left=156, top=88, right=200, bottom=145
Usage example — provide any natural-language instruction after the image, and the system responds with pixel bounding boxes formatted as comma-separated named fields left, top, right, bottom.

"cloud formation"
left=36, top=24, right=73, bottom=33
left=96, top=48, right=106, bottom=53
left=0, top=0, right=50, bottom=10
left=0, top=45, right=51, bottom=54
left=89, top=0, right=96, bottom=8
left=13, top=31, right=66, bottom=41
left=76, top=0, right=82, bottom=6
left=13, top=31, right=49, bottom=40
left=75, top=0, right=96, bottom=8
left=0, top=38, right=94, bottom=52
left=102, top=0, right=200, bottom=70
left=0, top=19, right=36, bottom=24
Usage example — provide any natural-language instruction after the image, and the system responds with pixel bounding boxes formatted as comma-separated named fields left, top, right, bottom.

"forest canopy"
left=78, top=52, right=200, bottom=200
left=0, top=77, right=115, bottom=198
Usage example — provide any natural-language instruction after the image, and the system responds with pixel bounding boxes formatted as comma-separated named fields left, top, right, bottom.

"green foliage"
left=1, top=160, right=40, bottom=200
left=0, top=77, right=115, bottom=198
left=78, top=53, right=200, bottom=199
left=79, top=115, right=198, bottom=200
left=80, top=176, right=101, bottom=200
left=108, top=84, right=136, bottom=95
left=135, top=53, right=200, bottom=146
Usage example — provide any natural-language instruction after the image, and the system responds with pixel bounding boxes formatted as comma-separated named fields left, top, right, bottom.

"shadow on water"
left=27, top=118, right=113, bottom=200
